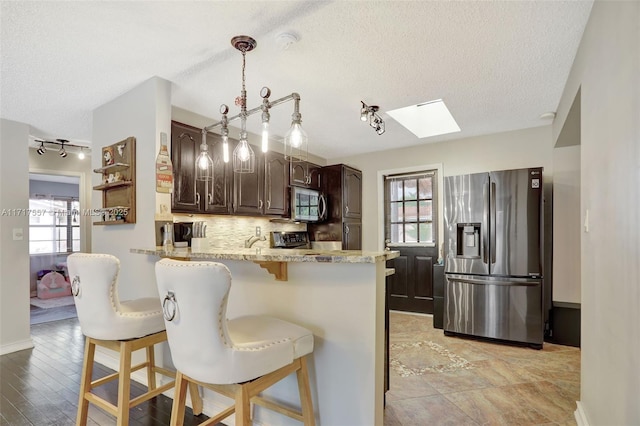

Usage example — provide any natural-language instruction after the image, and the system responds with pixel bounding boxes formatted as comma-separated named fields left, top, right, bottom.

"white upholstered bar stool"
left=155, top=258, right=316, bottom=426
left=67, top=253, right=202, bottom=426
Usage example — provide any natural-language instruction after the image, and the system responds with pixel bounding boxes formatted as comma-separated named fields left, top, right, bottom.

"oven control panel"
left=270, top=231, right=310, bottom=249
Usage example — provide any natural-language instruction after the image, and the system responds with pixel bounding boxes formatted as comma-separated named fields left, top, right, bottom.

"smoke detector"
left=276, top=32, right=299, bottom=50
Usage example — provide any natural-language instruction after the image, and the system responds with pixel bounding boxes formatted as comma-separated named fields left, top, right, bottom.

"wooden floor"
left=1, top=316, right=209, bottom=425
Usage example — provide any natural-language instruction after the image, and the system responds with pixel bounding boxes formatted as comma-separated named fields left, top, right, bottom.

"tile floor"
left=384, top=311, right=581, bottom=425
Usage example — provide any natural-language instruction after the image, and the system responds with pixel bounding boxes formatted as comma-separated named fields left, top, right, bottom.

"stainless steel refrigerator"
left=443, top=167, right=544, bottom=348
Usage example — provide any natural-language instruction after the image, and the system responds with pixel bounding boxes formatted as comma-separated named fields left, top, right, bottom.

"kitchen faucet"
left=244, top=235, right=266, bottom=248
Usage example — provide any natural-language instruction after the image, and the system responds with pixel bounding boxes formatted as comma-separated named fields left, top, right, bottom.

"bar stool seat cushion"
left=229, top=315, right=314, bottom=360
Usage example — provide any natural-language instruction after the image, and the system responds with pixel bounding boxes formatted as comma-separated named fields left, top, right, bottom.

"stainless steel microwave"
left=291, top=186, right=327, bottom=222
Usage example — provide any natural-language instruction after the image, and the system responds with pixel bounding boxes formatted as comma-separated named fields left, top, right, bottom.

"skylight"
left=387, top=99, right=460, bottom=139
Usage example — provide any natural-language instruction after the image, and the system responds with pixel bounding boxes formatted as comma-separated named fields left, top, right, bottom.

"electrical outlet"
left=255, top=226, right=261, bottom=237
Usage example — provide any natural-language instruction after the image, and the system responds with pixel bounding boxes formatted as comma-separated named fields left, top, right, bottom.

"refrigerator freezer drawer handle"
left=449, top=277, right=540, bottom=287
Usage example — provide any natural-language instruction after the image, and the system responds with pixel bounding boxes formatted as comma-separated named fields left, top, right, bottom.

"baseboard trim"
left=575, top=401, right=589, bottom=426
left=1, top=338, right=34, bottom=355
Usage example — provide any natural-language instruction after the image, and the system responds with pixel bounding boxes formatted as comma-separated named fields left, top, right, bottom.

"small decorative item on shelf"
left=103, top=146, right=115, bottom=166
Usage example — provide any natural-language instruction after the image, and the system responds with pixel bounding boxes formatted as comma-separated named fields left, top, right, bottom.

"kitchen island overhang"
left=132, top=247, right=398, bottom=426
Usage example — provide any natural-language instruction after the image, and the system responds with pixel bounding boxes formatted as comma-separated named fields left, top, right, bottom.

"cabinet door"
left=290, top=162, right=308, bottom=187
left=343, top=166, right=362, bottom=219
left=343, top=221, right=362, bottom=250
left=204, top=133, right=232, bottom=214
left=233, top=144, right=263, bottom=214
left=264, top=152, right=289, bottom=215
left=308, top=163, right=322, bottom=189
left=171, top=121, right=200, bottom=212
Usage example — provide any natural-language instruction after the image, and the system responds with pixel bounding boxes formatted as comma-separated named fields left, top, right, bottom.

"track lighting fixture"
left=360, top=101, right=385, bottom=135
left=33, top=138, right=89, bottom=158
left=59, top=139, right=68, bottom=157
left=201, top=35, right=308, bottom=178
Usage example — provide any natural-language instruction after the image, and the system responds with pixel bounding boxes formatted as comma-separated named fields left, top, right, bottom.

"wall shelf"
left=92, top=181, right=133, bottom=191
left=93, top=137, right=136, bottom=225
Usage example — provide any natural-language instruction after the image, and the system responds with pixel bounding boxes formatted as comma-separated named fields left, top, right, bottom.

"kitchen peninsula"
left=131, top=246, right=398, bottom=426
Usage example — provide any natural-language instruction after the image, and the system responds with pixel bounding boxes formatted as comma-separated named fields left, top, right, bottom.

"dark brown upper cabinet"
left=171, top=121, right=231, bottom=214
left=290, top=161, right=321, bottom=189
left=264, top=152, right=289, bottom=215
left=343, top=166, right=362, bottom=219
left=233, top=147, right=289, bottom=216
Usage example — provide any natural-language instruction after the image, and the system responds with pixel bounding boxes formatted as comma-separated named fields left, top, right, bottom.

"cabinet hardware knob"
left=266, top=200, right=271, bottom=209
left=345, top=225, right=350, bottom=234
left=259, top=199, right=263, bottom=209
left=208, top=193, right=213, bottom=204
left=195, top=193, right=200, bottom=204
left=345, top=205, right=349, bottom=215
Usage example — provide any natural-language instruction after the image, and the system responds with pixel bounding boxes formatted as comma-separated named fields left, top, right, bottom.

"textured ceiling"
left=1, top=1, right=593, bottom=160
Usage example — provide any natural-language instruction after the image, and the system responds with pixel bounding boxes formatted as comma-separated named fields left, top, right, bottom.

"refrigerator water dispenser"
left=456, top=223, right=480, bottom=258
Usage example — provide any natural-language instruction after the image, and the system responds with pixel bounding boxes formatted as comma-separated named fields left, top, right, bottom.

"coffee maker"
left=173, top=222, right=193, bottom=246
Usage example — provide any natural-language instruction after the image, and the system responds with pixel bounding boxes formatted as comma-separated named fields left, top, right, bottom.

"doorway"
left=28, top=172, right=82, bottom=325
left=383, top=170, right=439, bottom=314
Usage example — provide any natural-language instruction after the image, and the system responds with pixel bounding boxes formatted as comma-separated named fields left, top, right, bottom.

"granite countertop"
left=131, top=247, right=399, bottom=264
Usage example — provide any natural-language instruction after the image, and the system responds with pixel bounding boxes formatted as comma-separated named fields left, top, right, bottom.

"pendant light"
left=231, top=36, right=256, bottom=173
left=201, top=35, right=308, bottom=173
left=196, top=131, right=213, bottom=182
left=284, top=93, right=308, bottom=162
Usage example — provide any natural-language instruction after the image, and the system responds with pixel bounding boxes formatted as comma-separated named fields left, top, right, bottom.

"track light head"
left=58, top=139, right=68, bottom=157
left=37, top=141, right=46, bottom=155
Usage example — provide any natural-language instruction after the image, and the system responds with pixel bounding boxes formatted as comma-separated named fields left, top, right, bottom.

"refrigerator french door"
left=443, top=167, right=544, bottom=347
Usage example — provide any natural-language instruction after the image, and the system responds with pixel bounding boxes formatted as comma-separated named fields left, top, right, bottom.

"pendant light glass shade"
left=195, top=135, right=214, bottom=182
left=284, top=121, right=308, bottom=162
left=233, top=132, right=255, bottom=173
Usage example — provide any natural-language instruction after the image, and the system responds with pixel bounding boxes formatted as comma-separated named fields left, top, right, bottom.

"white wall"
left=551, top=1, right=640, bottom=424
left=330, top=125, right=553, bottom=252
left=552, top=145, right=581, bottom=304
left=92, top=77, right=171, bottom=301
left=0, top=119, right=33, bottom=354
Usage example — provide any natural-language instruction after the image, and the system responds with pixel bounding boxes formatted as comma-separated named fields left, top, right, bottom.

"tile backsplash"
left=172, top=214, right=306, bottom=249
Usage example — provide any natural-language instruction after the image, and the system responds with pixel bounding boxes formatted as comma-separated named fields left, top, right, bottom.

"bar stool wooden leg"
left=188, top=382, right=203, bottom=415
left=235, top=384, right=251, bottom=426
left=170, top=371, right=189, bottom=426
left=146, top=344, right=157, bottom=391
left=76, top=338, right=95, bottom=426
left=297, top=356, right=315, bottom=426
left=116, top=341, right=132, bottom=426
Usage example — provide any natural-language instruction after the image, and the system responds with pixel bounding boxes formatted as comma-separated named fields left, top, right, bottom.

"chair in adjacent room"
left=155, top=258, right=316, bottom=426
left=67, top=253, right=202, bottom=426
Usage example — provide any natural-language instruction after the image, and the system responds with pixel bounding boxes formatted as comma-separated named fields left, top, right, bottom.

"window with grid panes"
left=386, top=173, right=436, bottom=244
left=29, top=198, right=80, bottom=254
